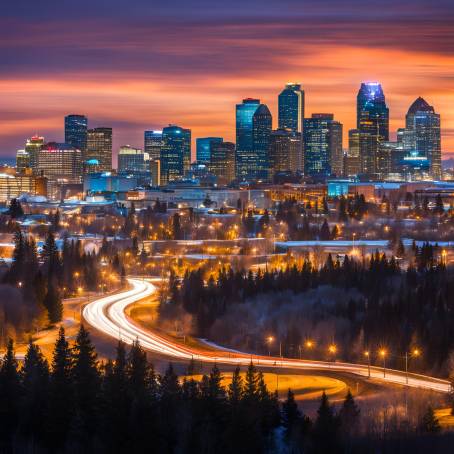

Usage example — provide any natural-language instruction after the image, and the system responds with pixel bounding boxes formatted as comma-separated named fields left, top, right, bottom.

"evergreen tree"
left=8, top=198, right=24, bottom=219
left=19, top=341, right=49, bottom=443
left=70, top=325, right=100, bottom=447
left=338, top=389, right=360, bottom=437
left=0, top=339, right=21, bottom=448
left=43, top=279, right=62, bottom=324
left=320, top=219, right=331, bottom=241
left=47, top=327, right=73, bottom=451
left=312, top=391, right=340, bottom=453
left=419, top=406, right=441, bottom=433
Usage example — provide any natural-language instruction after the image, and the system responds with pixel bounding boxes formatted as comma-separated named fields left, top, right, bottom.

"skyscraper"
left=235, top=98, right=261, bottom=180
left=118, top=146, right=149, bottom=173
left=16, top=149, right=30, bottom=173
left=65, top=114, right=88, bottom=152
left=252, top=104, right=272, bottom=180
left=26, top=136, right=45, bottom=172
left=405, top=97, right=441, bottom=180
left=278, top=83, right=304, bottom=133
left=345, top=129, right=361, bottom=177
left=86, top=127, right=112, bottom=173
left=303, top=114, right=343, bottom=178
left=357, top=83, right=389, bottom=178
left=209, top=141, right=236, bottom=185
left=269, top=129, right=302, bottom=175
left=144, top=130, right=163, bottom=161
left=161, top=125, right=191, bottom=185
left=196, top=137, right=223, bottom=164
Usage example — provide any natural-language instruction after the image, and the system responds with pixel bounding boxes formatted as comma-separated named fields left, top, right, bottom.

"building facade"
left=144, top=130, right=163, bottom=161
left=118, top=146, right=149, bottom=173
left=304, top=114, right=343, bottom=178
left=252, top=104, right=272, bottom=180
left=16, top=150, right=30, bottom=173
left=269, top=129, right=302, bottom=175
left=196, top=137, right=223, bottom=164
left=405, top=97, right=441, bottom=180
left=26, top=136, right=45, bottom=171
left=161, top=125, right=191, bottom=185
left=357, top=83, right=389, bottom=178
left=35, top=142, right=83, bottom=184
left=86, top=127, right=112, bottom=173
left=209, top=141, right=236, bottom=185
left=64, top=114, right=88, bottom=153
left=235, top=98, right=261, bottom=180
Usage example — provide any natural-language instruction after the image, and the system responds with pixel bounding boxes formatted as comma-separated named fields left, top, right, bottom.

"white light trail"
left=83, top=278, right=451, bottom=393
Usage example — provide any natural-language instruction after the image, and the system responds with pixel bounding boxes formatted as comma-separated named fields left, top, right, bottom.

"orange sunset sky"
left=1, top=1, right=453, bottom=163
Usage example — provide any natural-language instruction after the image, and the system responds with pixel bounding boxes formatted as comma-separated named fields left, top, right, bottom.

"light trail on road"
left=83, top=278, right=451, bottom=393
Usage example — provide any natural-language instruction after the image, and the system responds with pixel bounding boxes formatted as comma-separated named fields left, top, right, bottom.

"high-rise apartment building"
left=160, top=125, right=191, bottom=185
left=196, top=137, right=223, bottom=164
left=269, top=129, right=302, bottom=175
left=209, top=141, right=236, bottom=185
left=405, top=97, right=441, bottom=180
left=86, top=127, right=112, bottom=173
left=65, top=114, right=88, bottom=152
left=144, top=130, right=163, bottom=161
left=303, top=114, right=342, bottom=178
left=357, top=83, right=389, bottom=178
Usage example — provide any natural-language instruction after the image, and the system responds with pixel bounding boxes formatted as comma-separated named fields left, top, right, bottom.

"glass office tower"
left=161, top=125, right=191, bottom=185
left=65, top=114, right=88, bottom=153
left=196, top=137, right=223, bottom=164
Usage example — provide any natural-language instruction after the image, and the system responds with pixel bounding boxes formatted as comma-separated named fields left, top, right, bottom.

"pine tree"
left=0, top=339, right=21, bottom=448
left=282, top=389, right=300, bottom=438
left=47, top=327, right=73, bottom=451
left=312, top=391, right=340, bottom=453
left=228, top=366, right=243, bottom=406
left=419, top=406, right=441, bottom=433
left=320, top=219, right=331, bottom=241
left=43, top=279, right=62, bottom=324
left=70, top=325, right=100, bottom=447
left=19, top=341, right=49, bottom=443
left=339, top=389, right=360, bottom=437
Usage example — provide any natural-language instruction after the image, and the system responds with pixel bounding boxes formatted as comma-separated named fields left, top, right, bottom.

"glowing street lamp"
left=364, top=351, right=371, bottom=378
left=405, top=348, right=421, bottom=384
left=266, top=336, right=274, bottom=356
left=305, top=340, right=314, bottom=349
left=379, top=349, right=387, bottom=378
left=328, top=344, right=337, bottom=361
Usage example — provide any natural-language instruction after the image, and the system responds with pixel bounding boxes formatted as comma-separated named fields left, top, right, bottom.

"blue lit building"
left=65, top=114, right=88, bottom=152
left=357, top=83, right=389, bottom=177
left=196, top=137, right=223, bottom=164
left=235, top=98, right=260, bottom=180
left=405, top=97, right=441, bottom=180
left=252, top=104, right=272, bottom=180
left=278, top=83, right=304, bottom=133
left=161, top=125, right=191, bottom=185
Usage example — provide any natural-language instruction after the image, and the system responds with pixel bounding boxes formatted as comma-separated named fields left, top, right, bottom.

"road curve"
left=83, top=278, right=451, bottom=393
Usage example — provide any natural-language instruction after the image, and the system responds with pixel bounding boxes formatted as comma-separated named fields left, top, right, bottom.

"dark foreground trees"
left=0, top=327, right=450, bottom=453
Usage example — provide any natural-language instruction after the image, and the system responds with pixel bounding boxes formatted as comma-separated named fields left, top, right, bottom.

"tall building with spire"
left=357, top=83, right=389, bottom=178
left=405, top=97, right=441, bottom=180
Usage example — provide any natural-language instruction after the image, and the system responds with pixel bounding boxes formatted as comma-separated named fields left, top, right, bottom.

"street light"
left=364, top=351, right=371, bottom=378
left=328, top=344, right=337, bottom=361
left=379, top=349, right=387, bottom=378
left=266, top=336, right=274, bottom=356
left=405, top=348, right=421, bottom=384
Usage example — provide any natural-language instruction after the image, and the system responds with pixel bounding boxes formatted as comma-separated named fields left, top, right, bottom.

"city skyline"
left=1, top=0, right=453, bottom=160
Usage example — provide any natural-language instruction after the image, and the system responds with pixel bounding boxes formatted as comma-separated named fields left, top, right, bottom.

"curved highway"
left=83, top=278, right=451, bottom=393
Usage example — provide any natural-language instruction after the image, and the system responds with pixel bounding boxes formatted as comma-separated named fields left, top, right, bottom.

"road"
left=83, top=278, right=451, bottom=393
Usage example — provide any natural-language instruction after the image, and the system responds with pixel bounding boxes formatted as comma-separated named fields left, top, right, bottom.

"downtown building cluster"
left=8, top=82, right=442, bottom=202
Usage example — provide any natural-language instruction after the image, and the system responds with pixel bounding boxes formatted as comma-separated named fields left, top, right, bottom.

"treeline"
left=2, top=228, right=104, bottom=326
left=170, top=253, right=454, bottom=373
left=0, top=328, right=445, bottom=454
